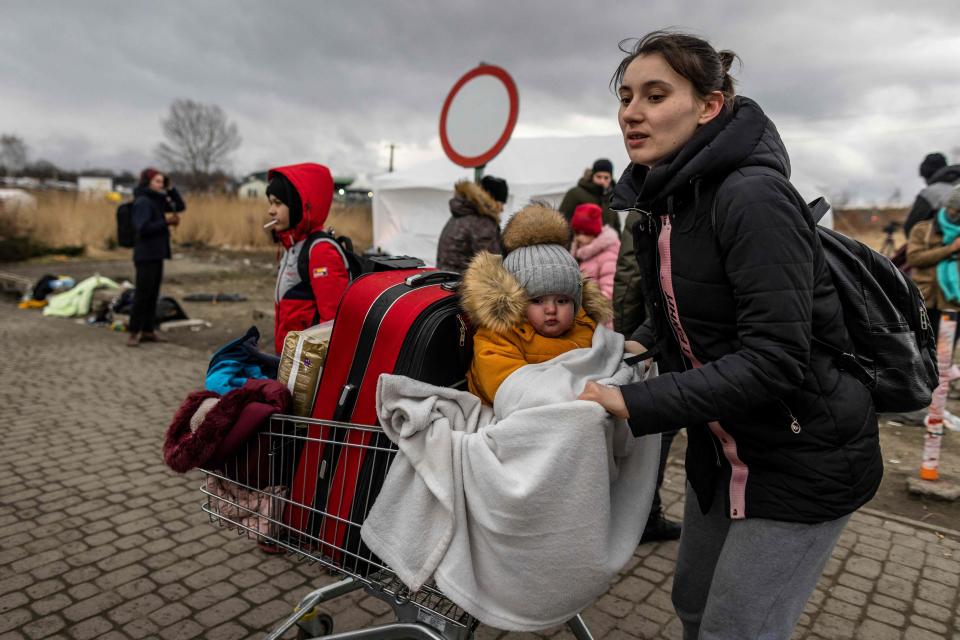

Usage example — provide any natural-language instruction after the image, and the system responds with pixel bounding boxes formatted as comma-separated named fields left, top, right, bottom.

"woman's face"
left=617, top=53, right=723, bottom=167
left=148, top=173, right=166, bottom=192
left=267, top=195, right=291, bottom=231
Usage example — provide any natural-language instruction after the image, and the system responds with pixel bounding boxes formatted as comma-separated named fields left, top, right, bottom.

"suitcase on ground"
left=282, top=269, right=472, bottom=573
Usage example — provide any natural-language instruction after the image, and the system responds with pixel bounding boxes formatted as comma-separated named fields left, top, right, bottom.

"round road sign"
left=439, top=64, right=519, bottom=168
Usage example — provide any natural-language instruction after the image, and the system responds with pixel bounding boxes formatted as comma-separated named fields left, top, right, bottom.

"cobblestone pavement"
left=2, top=302, right=959, bottom=640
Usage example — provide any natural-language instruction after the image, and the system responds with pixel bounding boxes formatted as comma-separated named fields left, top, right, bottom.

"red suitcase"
left=283, top=269, right=471, bottom=572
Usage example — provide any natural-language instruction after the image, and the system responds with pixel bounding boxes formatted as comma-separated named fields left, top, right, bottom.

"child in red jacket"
left=570, top=203, right=621, bottom=303
left=266, top=163, right=350, bottom=355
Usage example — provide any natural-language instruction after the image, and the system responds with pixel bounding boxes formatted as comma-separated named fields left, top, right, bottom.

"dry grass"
left=1, top=192, right=372, bottom=253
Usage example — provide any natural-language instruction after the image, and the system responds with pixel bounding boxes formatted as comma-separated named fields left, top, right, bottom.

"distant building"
left=238, top=178, right=268, bottom=199
left=77, top=176, right=113, bottom=194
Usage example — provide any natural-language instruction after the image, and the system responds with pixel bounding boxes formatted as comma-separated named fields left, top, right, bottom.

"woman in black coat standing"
left=579, top=31, right=882, bottom=639
left=127, top=167, right=186, bottom=346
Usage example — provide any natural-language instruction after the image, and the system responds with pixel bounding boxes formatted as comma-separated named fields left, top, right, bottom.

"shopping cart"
left=200, top=413, right=595, bottom=640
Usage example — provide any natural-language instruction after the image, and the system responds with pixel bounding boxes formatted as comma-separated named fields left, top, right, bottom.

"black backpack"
left=296, top=230, right=424, bottom=285
left=712, top=169, right=938, bottom=413
left=116, top=201, right=135, bottom=248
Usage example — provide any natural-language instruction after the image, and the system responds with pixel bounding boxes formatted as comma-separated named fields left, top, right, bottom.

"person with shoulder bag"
left=578, top=31, right=882, bottom=639
left=127, top=167, right=185, bottom=347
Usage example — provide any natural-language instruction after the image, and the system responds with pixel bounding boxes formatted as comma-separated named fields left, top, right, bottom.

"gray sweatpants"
left=672, top=482, right=850, bottom=640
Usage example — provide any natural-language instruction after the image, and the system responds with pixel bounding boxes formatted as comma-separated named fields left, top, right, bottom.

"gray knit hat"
left=502, top=243, right=583, bottom=309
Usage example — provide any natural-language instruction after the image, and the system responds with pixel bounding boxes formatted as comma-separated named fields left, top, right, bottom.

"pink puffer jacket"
left=571, top=225, right=621, bottom=301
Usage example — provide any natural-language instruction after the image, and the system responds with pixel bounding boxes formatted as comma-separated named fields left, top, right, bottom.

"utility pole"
left=387, top=144, right=396, bottom=173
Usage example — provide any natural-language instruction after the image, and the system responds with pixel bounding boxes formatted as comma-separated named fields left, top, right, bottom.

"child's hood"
left=269, top=162, right=334, bottom=247
left=461, top=250, right=612, bottom=334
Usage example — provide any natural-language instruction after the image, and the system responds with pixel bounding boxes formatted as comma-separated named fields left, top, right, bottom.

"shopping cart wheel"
left=295, top=610, right=333, bottom=638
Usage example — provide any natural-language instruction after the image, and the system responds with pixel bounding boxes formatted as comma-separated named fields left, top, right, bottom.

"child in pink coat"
left=570, top=203, right=621, bottom=303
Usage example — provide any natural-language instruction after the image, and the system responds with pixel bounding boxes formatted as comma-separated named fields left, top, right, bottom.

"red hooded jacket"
left=269, top=163, right=350, bottom=355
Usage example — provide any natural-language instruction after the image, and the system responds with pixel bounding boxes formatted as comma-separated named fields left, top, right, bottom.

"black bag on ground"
left=713, top=169, right=938, bottom=413
left=113, top=289, right=188, bottom=325
left=116, top=201, right=135, bottom=248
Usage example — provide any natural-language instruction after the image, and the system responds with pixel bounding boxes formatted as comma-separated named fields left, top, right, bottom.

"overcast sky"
left=2, top=0, right=959, bottom=204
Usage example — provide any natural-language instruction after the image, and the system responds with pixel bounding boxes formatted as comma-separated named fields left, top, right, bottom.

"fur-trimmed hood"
left=449, top=180, right=500, bottom=223
left=461, top=250, right=612, bottom=333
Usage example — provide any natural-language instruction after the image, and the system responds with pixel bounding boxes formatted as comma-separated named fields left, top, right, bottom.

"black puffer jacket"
left=612, top=96, right=882, bottom=524
left=131, top=185, right=186, bottom=262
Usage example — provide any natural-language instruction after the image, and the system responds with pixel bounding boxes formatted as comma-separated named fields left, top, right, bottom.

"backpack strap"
left=297, top=230, right=356, bottom=286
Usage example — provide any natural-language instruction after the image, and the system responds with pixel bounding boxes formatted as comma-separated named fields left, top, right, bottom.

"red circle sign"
left=439, top=65, right=519, bottom=168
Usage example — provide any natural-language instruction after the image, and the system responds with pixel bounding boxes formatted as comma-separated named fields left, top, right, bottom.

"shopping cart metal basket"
left=200, top=413, right=595, bottom=640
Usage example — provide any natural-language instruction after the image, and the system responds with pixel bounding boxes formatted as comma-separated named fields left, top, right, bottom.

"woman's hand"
left=578, top=381, right=629, bottom=419
left=165, top=213, right=181, bottom=226
left=624, top=340, right=647, bottom=355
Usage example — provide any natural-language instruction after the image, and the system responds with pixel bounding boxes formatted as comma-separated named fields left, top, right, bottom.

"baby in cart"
left=367, top=203, right=660, bottom=630
left=460, top=203, right=644, bottom=405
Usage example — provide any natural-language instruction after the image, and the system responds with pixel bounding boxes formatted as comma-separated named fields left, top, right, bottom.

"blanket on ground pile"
left=361, top=325, right=660, bottom=631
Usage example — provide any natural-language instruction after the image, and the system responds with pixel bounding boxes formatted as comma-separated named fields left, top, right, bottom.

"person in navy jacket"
left=127, top=167, right=186, bottom=346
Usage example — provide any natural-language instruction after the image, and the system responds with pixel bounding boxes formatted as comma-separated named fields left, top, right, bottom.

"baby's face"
left=526, top=294, right=576, bottom=338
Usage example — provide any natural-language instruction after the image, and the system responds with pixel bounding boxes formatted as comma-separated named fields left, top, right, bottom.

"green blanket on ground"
left=42, top=275, right=119, bottom=317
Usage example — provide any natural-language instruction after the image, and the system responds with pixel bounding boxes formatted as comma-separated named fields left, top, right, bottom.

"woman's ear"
left=698, top=91, right=725, bottom=125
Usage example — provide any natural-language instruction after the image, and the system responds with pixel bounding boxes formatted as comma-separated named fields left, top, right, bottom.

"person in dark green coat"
left=558, top=158, right=621, bottom=235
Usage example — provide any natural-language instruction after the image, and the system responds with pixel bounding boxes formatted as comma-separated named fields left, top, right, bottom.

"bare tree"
left=0, top=134, right=28, bottom=176
left=155, top=99, right=241, bottom=180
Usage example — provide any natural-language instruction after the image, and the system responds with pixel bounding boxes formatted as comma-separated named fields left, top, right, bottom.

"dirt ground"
left=3, top=247, right=959, bottom=529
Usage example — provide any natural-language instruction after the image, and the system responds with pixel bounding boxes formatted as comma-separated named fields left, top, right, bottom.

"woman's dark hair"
left=610, top=30, right=739, bottom=104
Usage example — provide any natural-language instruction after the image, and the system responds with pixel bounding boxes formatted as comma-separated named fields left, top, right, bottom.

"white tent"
left=371, top=135, right=627, bottom=264
left=370, top=134, right=834, bottom=263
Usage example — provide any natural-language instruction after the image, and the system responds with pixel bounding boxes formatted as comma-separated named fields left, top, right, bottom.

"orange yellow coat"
left=467, top=308, right=597, bottom=405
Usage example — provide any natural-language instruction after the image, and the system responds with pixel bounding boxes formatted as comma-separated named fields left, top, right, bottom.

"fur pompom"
left=460, top=251, right=528, bottom=332
left=501, top=204, right=570, bottom=253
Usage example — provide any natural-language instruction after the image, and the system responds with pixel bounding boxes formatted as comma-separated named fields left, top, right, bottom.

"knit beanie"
left=266, top=173, right=303, bottom=229
left=480, top=175, right=509, bottom=204
left=501, top=205, right=583, bottom=309
left=139, top=167, right=162, bottom=186
left=920, top=153, right=948, bottom=181
left=592, top=158, right=614, bottom=175
left=946, top=185, right=960, bottom=212
left=571, top=203, right=603, bottom=236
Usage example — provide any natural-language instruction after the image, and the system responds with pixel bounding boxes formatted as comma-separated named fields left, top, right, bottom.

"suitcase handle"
left=405, top=271, right=461, bottom=288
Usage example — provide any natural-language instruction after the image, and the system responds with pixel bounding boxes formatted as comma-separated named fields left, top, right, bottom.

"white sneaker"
left=943, top=410, right=960, bottom=432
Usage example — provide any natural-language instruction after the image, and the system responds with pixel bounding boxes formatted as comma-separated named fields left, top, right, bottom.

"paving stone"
left=157, top=619, right=204, bottom=640
left=845, top=556, right=882, bottom=579
left=866, top=603, right=906, bottom=627
left=916, top=578, right=956, bottom=608
left=855, top=619, right=902, bottom=640
left=594, top=595, right=633, bottom=619
left=20, top=615, right=65, bottom=639
left=149, top=602, right=191, bottom=627
left=67, top=616, right=114, bottom=640
left=890, top=544, right=927, bottom=569
left=30, top=593, right=72, bottom=617
left=905, top=625, right=948, bottom=640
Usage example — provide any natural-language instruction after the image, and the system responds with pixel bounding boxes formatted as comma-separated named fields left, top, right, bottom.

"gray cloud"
left=1, top=0, right=958, bottom=203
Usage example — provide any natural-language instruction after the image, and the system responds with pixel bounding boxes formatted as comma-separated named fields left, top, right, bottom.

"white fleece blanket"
left=361, top=325, right=660, bottom=631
